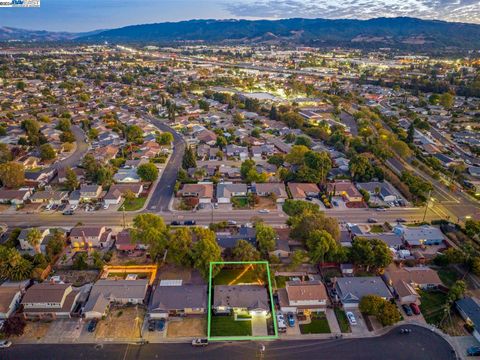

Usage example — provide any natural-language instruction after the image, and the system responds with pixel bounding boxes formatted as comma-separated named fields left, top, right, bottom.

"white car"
left=258, top=209, right=270, bottom=214
left=0, top=340, right=12, bottom=348
left=103, top=203, right=109, bottom=210
left=346, top=311, right=357, bottom=325
left=71, top=204, right=78, bottom=211
left=227, top=220, right=237, bottom=226
left=45, top=203, right=53, bottom=211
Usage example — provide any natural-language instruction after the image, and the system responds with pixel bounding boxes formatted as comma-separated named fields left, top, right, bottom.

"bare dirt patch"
left=95, top=306, right=145, bottom=340
left=21, top=322, right=51, bottom=340
left=52, top=270, right=99, bottom=286
left=255, top=197, right=277, bottom=210
left=109, top=251, right=151, bottom=266
left=167, top=317, right=206, bottom=338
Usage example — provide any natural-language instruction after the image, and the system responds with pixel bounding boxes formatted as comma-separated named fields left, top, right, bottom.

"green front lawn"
left=119, top=197, right=147, bottom=211
left=210, top=315, right=252, bottom=337
left=232, top=197, right=249, bottom=209
left=299, top=313, right=331, bottom=334
left=419, top=290, right=448, bottom=326
left=334, top=308, right=351, bottom=333
left=369, top=225, right=384, bottom=233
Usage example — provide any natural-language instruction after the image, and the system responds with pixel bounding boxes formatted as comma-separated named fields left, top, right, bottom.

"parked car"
left=400, top=328, right=412, bottom=334
left=148, top=320, right=155, bottom=332
left=87, top=320, right=97, bottom=333
left=276, top=312, right=287, bottom=332
left=184, top=220, right=196, bottom=226
left=103, top=203, right=110, bottom=210
left=402, top=304, right=413, bottom=316
left=410, top=303, right=421, bottom=315
left=157, top=318, right=166, bottom=331
left=170, top=221, right=181, bottom=226
left=346, top=312, right=357, bottom=325
left=0, top=340, right=12, bottom=348
left=213, top=203, right=219, bottom=209
left=305, top=196, right=313, bottom=201
left=287, top=312, right=295, bottom=327
left=45, top=203, right=54, bottom=211
left=62, top=209, right=74, bottom=216
left=71, top=204, right=78, bottom=211
left=258, top=209, right=270, bottom=214
left=396, top=218, right=407, bottom=223
left=192, top=338, right=208, bottom=347
left=467, top=346, right=480, bottom=356
left=367, top=218, right=378, bottom=223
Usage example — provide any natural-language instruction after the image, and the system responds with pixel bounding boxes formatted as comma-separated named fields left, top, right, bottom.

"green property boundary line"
left=207, top=260, right=278, bottom=341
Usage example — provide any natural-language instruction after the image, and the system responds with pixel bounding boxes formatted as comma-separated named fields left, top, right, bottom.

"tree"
left=349, top=154, right=375, bottom=182
left=439, top=92, right=454, bottom=109
left=0, top=247, right=33, bottom=281
left=182, top=146, right=197, bottom=169
left=26, top=228, right=42, bottom=253
left=443, top=248, right=465, bottom=265
left=39, top=143, right=56, bottom=161
left=192, top=228, right=222, bottom=279
left=306, top=230, right=344, bottom=264
left=157, top=132, right=174, bottom=145
left=131, top=214, right=169, bottom=260
left=0, top=161, right=25, bottom=188
left=285, top=145, right=309, bottom=166
left=288, top=250, right=307, bottom=270
left=359, top=295, right=384, bottom=315
left=289, top=210, right=340, bottom=242
left=56, top=118, right=71, bottom=132
left=46, top=230, right=65, bottom=258
left=256, top=222, right=276, bottom=255
left=92, top=251, right=104, bottom=270
left=390, top=140, right=412, bottom=159
left=0, top=143, right=12, bottom=163
left=351, top=238, right=392, bottom=271
left=126, top=125, right=144, bottom=144
left=304, top=151, right=332, bottom=183
left=406, top=123, right=415, bottom=144
left=137, top=163, right=159, bottom=182
left=232, top=240, right=260, bottom=261
left=359, top=295, right=400, bottom=326
left=295, top=136, right=312, bottom=148
left=65, top=167, right=79, bottom=191
left=2, top=316, right=26, bottom=337
left=448, top=280, right=467, bottom=302
left=465, top=220, right=480, bottom=239
left=73, top=252, right=88, bottom=270
left=168, top=228, right=193, bottom=267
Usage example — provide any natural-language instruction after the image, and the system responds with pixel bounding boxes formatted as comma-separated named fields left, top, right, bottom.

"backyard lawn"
left=436, top=267, right=460, bottom=288
left=299, top=313, right=331, bottom=334
left=334, top=308, right=351, bottom=333
left=210, top=315, right=252, bottom=337
left=419, top=290, right=448, bottom=325
left=213, top=265, right=263, bottom=285
left=119, top=197, right=147, bottom=211
left=275, top=276, right=288, bottom=289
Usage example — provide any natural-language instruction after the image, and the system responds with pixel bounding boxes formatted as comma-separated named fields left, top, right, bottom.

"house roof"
left=179, top=183, right=213, bottom=198
left=216, top=183, right=247, bottom=198
left=70, top=226, right=104, bottom=238
left=285, top=280, right=328, bottom=302
left=397, top=225, right=445, bottom=244
left=149, top=285, right=207, bottom=312
left=335, top=277, right=392, bottom=302
left=22, top=283, right=71, bottom=304
left=255, top=183, right=288, bottom=198
left=456, top=297, right=480, bottom=328
left=385, top=264, right=442, bottom=286
left=213, top=285, right=270, bottom=311
left=30, top=190, right=68, bottom=201
left=0, top=287, right=20, bottom=314
left=287, top=183, right=319, bottom=198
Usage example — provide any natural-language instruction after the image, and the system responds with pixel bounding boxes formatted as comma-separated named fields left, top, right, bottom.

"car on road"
left=396, top=218, right=407, bottom=223
left=0, top=340, right=12, bottom=348
left=184, top=220, right=196, bottom=226
left=376, top=208, right=386, bottom=212
left=87, top=320, right=97, bottom=333
left=157, top=318, right=166, bottom=331
left=346, top=312, right=357, bottom=325
left=410, top=303, right=421, bottom=315
left=227, top=220, right=237, bottom=225
left=467, top=346, right=480, bottom=356
left=287, top=312, right=295, bottom=327
left=367, top=218, right=378, bottom=223
left=402, top=304, right=413, bottom=316
left=258, top=209, right=270, bottom=214
left=192, top=338, right=208, bottom=347
left=62, top=209, right=74, bottom=216
left=170, top=221, right=181, bottom=226
left=148, top=320, right=155, bottom=332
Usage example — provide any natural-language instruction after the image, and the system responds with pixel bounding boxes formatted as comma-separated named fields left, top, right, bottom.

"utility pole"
left=122, top=204, right=126, bottom=229
left=422, top=189, right=432, bottom=222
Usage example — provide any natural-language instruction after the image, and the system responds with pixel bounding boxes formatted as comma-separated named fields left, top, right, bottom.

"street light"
left=422, top=190, right=433, bottom=223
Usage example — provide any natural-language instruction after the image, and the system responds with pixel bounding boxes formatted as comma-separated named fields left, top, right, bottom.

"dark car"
left=148, top=320, right=155, bottom=332
left=402, top=304, right=413, bottom=316
left=184, top=220, right=196, bottom=226
left=87, top=320, right=97, bottom=333
left=467, top=346, right=480, bottom=356
left=305, top=196, right=313, bottom=201
left=287, top=313, right=295, bottom=327
left=396, top=218, right=407, bottom=223
left=170, top=221, right=181, bottom=226
left=367, top=218, right=378, bottom=223
left=410, top=303, right=421, bottom=315
left=157, top=318, right=166, bottom=331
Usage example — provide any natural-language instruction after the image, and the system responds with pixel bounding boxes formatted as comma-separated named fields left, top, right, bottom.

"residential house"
left=0, top=188, right=32, bottom=205
left=216, top=227, right=257, bottom=249
left=148, top=283, right=207, bottom=319
left=213, top=285, right=270, bottom=315
left=287, top=183, right=319, bottom=200
left=18, top=228, right=50, bottom=252
left=278, top=280, right=328, bottom=314
left=356, top=181, right=398, bottom=202
left=383, top=264, right=442, bottom=304
left=216, top=183, right=248, bottom=204
left=326, top=181, right=363, bottom=202
left=29, top=190, right=69, bottom=205
left=178, top=183, right=214, bottom=204
left=394, top=225, right=445, bottom=246
left=0, top=286, right=22, bottom=319
left=69, top=226, right=112, bottom=248
left=113, top=167, right=141, bottom=183
left=270, top=229, right=291, bottom=259
left=255, top=183, right=288, bottom=203
left=196, top=130, right=217, bottom=145
left=226, top=145, right=248, bottom=160
left=83, top=279, right=149, bottom=319
left=79, top=184, right=102, bottom=202
left=21, top=283, right=80, bottom=320
left=335, top=277, right=392, bottom=308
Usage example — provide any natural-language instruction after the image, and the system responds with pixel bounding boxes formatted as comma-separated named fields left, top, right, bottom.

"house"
left=326, top=181, right=363, bottom=202
left=278, top=280, right=328, bottom=314
left=29, top=190, right=69, bottom=205
left=216, top=227, right=256, bottom=249
left=105, top=183, right=144, bottom=205
left=115, top=229, right=136, bottom=252
left=196, top=130, right=217, bottom=145
left=213, top=285, right=270, bottom=315
left=113, top=168, right=141, bottom=183
left=270, top=229, right=290, bottom=258
left=148, top=283, right=207, bottom=319
left=456, top=297, right=480, bottom=342
left=21, top=283, right=80, bottom=320
left=0, top=286, right=22, bottom=319
left=83, top=279, right=149, bottom=319
left=356, top=181, right=398, bottom=202
left=225, top=145, right=248, bottom=160
left=255, top=183, right=288, bottom=203
left=0, top=188, right=32, bottom=205
left=18, top=228, right=50, bottom=252
left=103, top=188, right=122, bottom=206
left=383, top=264, right=442, bottom=304
left=69, top=226, right=112, bottom=248
left=287, top=183, right=319, bottom=199
left=335, top=277, right=392, bottom=308
left=394, top=225, right=445, bottom=246
left=216, top=183, right=248, bottom=203
left=79, top=184, right=102, bottom=201
left=178, top=183, right=213, bottom=204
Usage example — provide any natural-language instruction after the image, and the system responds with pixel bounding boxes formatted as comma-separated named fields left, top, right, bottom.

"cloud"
left=224, top=0, right=480, bottom=24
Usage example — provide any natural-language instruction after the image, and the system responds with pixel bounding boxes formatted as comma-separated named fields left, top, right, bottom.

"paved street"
left=51, top=125, right=89, bottom=170
left=1, top=325, right=456, bottom=360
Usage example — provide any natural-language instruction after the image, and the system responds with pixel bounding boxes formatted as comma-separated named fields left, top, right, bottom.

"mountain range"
left=2, top=17, right=480, bottom=49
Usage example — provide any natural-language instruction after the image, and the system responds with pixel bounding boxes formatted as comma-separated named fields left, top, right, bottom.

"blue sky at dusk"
left=1, top=0, right=479, bottom=32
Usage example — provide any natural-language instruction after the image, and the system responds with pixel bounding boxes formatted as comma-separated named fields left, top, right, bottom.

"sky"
left=1, top=0, right=479, bottom=32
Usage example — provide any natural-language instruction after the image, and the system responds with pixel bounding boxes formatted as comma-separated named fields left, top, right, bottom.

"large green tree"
left=232, top=240, right=260, bottom=261
left=256, top=222, right=276, bottom=255
left=131, top=214, right=169, bottom=260
left=0, top=162, right=25, bottom=188
left=168, top=228, right=193, bottom=266
left=137, top=163, right=159, bottom=182
left=182, top=146, right=197, bottom=170
left=191, top=228, right=222, bottom=279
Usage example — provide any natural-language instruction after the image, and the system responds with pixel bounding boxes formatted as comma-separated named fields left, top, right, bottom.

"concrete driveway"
left=348, top=310, right=370, bottom=336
